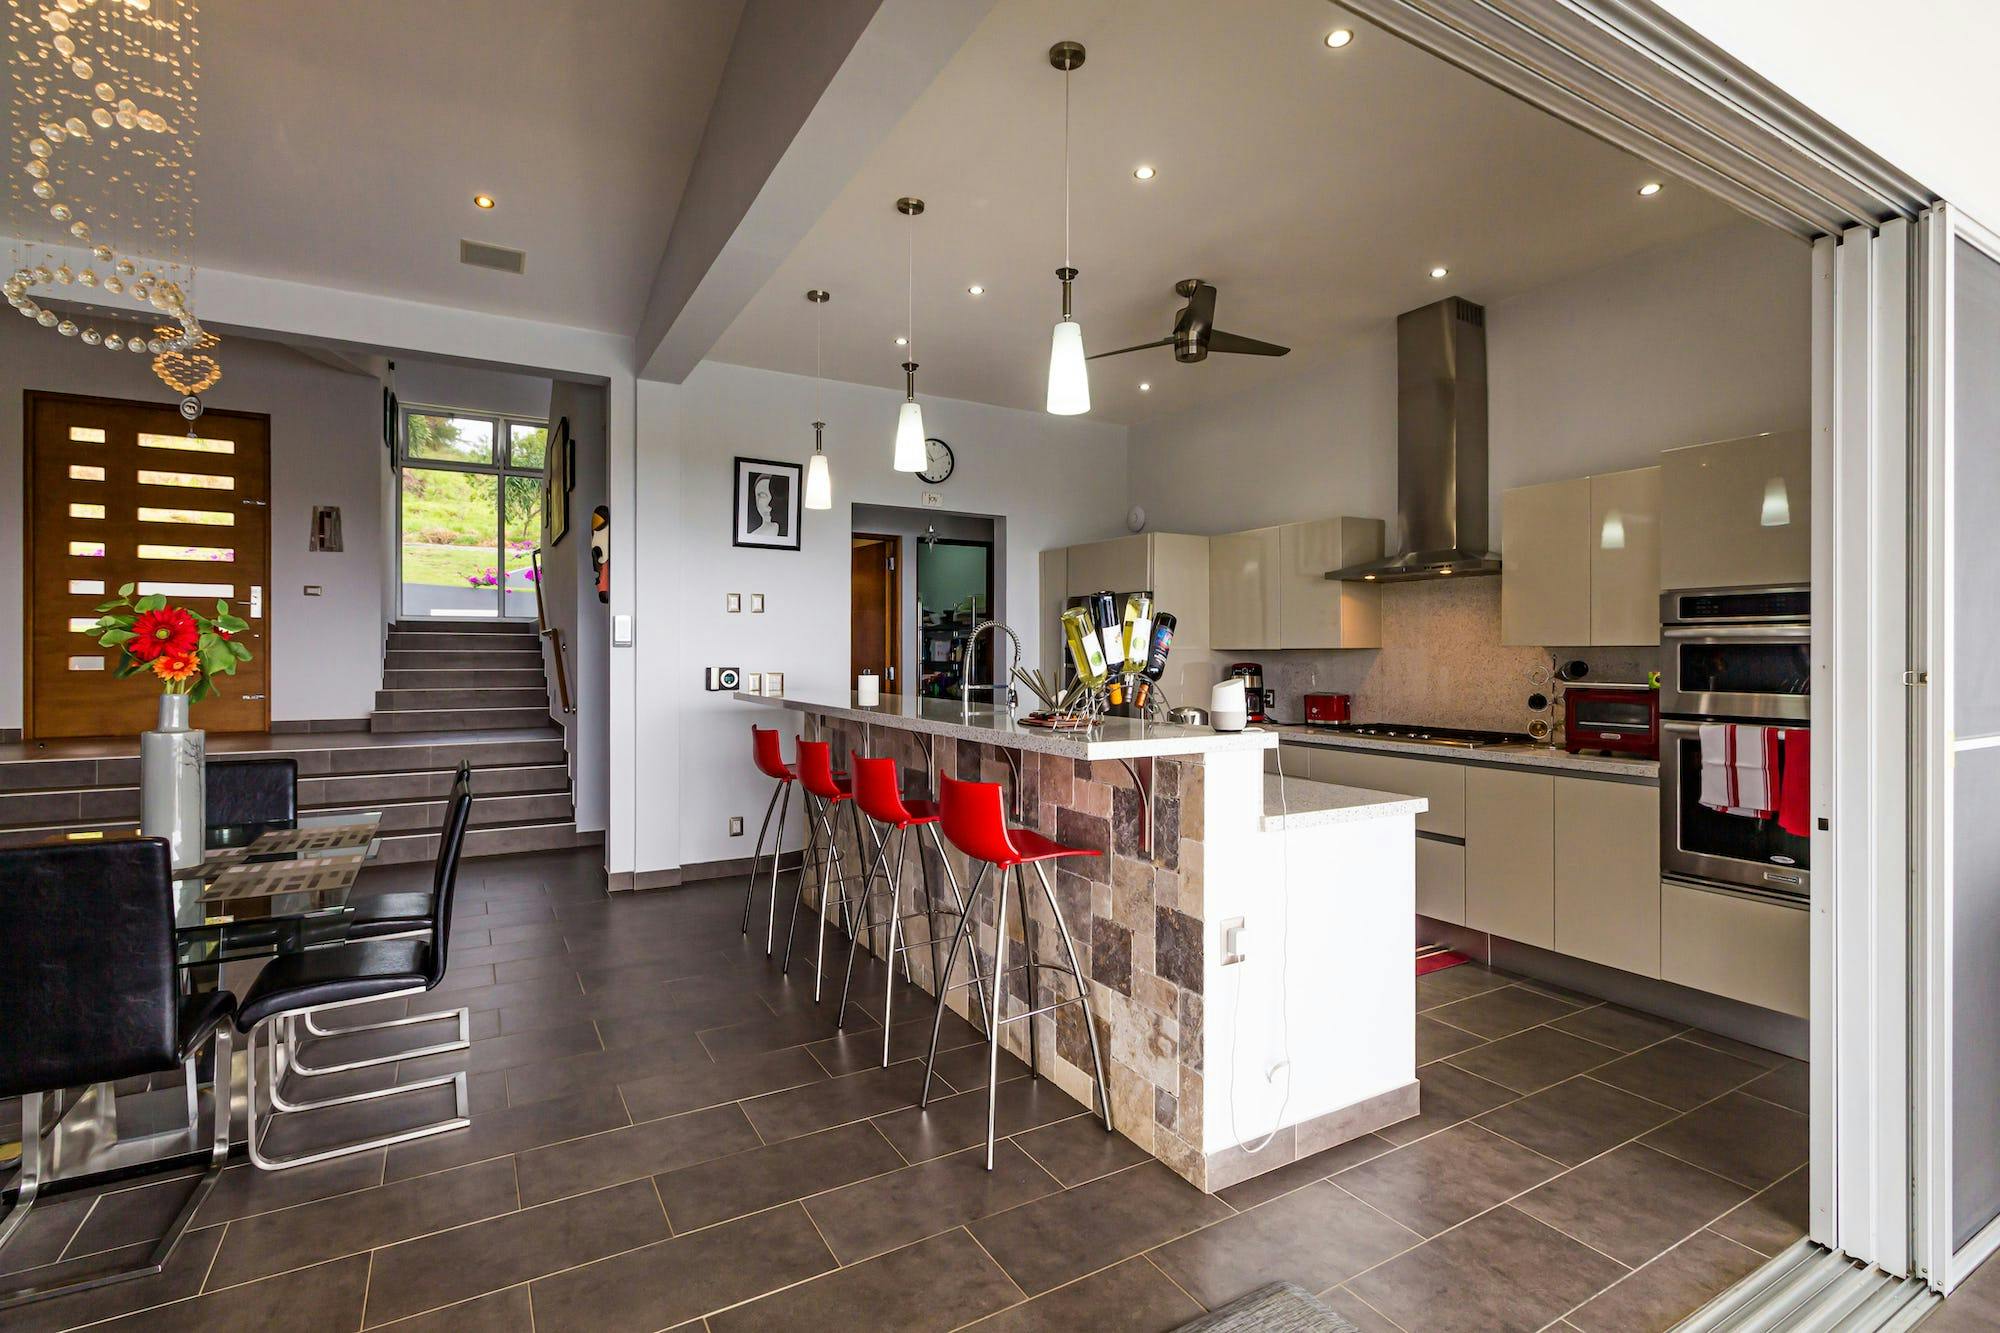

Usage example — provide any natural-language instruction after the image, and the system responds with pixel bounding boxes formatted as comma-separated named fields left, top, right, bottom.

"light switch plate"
left=743, top=672, right=763, bottom=693
left=302, top=585, right=321, bottom=597
left=613, top=614, right=634, bottom=646
left=1221, top=917, right=1247, bottom=966
left=764, top=672, right=784, bottom=696
left=726, top=593, right=742, bottom=613
left=728, top=816, right=744, bottom=837
left=749, top=594, right=765, bottom=613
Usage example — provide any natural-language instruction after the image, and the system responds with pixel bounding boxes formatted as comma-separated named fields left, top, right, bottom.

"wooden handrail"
left=529, top=547, right=576, bottom=716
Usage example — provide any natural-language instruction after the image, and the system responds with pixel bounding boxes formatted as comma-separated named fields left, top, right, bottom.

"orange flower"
left=152, top=652, right=200, bottom=684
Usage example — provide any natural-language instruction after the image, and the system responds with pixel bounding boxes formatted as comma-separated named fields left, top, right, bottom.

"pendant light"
left=893, top=196, right=928, bottom=472
left=803, top=289, right=832, bottom=510
left=1045, top=40, right=1091, bottom=416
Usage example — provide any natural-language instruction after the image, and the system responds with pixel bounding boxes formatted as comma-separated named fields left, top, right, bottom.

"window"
left=398, top=405, right=545, bottom=619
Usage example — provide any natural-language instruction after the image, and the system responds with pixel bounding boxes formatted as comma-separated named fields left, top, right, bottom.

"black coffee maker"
left=1227, top=662, right=1267, bottom=723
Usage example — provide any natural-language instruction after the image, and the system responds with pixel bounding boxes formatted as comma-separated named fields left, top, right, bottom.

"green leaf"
left=95, top=600, right=126, bottom=613
left=118, top=582, right=136, bottom=597
left=217, top=616, right=247, bottom=633
left=228, top=641, right=252, bottom=660
left=133, top=594, right=167, bottom=613
left=190, top=677, right=212, bottom=704
left=215, top=599, right=227, bottom=617
left=113, top=658, right=144, bottom=680
left=100, top=629, right=135, bottom=644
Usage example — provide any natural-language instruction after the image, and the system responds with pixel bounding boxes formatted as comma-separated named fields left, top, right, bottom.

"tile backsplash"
left=1255, top=577, right=1657, bottom=732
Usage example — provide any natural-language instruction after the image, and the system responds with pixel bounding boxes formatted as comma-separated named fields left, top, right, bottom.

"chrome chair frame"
left=738, top=774, right=793, bottom=955
left=779, top=787, right=882, bottom=1000
left=242, top=991, right=469, bottom=1172
left=0, top=1027, right=232, bottom=1311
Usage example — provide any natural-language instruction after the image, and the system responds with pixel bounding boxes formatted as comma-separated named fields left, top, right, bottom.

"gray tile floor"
left=1, top=849, right=1808, bottom=1331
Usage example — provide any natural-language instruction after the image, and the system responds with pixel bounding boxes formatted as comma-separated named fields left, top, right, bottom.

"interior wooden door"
left=850, top=534, right=900, bottom=691
left=26, top=392, right=272, bottom=739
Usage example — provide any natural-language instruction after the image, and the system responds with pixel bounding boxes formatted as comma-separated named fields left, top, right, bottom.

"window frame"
left=396, top=402, right=548, bottom=620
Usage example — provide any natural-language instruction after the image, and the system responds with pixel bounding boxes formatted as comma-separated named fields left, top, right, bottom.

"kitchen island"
left=736, top=692, right=1424, bottom=1193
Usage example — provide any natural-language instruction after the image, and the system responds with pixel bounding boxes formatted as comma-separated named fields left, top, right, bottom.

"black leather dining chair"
left=204, top=756, right=298, bottom=828
left=334, top=762, right=476, bottom=945
left=233, top=764, right=474, bottom=1170
left=0, top=839, right=235, bottom=1309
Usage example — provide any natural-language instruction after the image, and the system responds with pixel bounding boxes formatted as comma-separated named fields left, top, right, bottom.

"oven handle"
left=1662, top=624, right=1813, bottom=642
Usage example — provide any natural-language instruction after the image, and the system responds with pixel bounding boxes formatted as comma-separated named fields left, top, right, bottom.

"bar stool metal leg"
left=984, top=869, right=1011, bottom=1170
left=764, top=783, right=790, bottom=955
left=1033, top=860, right=1114, bottom=1133
left=921, top=862, right=987, bottom=1107
left=739, top=779, right=784, bottom=936
left=925, top=823, right=990, bottom=1037
left=837, top=819, right=901, bottom=1030
left=780, top=793, right=821, bottom=976
left=1015, top=865, right=1040, bottom=1082
left=878, top=827, right=911, bottom=1065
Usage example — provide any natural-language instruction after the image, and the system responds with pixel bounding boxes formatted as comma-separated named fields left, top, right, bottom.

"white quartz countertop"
left=1262, top=774, right=1428, bottom=831
left=734, top=692, right=1278, bottom=760
left=1269, top=724, right=1659, bottom=780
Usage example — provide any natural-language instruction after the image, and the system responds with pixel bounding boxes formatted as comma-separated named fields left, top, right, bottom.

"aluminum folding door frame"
left=1913, top=204, right=2000, bottom=1295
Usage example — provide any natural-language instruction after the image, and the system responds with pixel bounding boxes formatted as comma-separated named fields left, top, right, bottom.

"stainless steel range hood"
left=1328, top=297, right=1501, bottom=583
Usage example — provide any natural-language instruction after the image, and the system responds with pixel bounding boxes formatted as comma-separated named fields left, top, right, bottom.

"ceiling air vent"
left=459, top=240, right=526, bottom=275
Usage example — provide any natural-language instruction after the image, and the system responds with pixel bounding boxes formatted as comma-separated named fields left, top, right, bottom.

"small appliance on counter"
left=1563, top=683, right=1659, bottom=758
left=1210, top=677, right=1248, bottom=732
left=1303, top=692, right=1352, bottom=725
left=1227, top=662, right=1267, bottom=723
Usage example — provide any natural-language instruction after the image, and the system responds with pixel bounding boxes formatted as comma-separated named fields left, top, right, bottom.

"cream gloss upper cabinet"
left=1208, top=519, right=1383, bottom=651
left=1052, top=532, right=1211, bottom=700
left=1660, top=430, right=1812, bottom=590
left=1500, top=467, right=1662, bottom=647
left=1501, top=478, right=1591, bottom=646
left=1207, top=527, right=1280, bottom=650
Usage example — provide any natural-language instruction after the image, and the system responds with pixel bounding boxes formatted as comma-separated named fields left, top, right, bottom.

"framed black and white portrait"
left=732, top=456, right=802, bottom=551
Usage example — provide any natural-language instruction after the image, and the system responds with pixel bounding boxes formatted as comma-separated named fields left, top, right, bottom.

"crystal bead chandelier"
left=4, top=0, right=218, bottom=411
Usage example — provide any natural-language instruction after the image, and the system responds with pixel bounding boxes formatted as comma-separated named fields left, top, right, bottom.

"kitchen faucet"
left=962, top=620, right=1020, bottom=714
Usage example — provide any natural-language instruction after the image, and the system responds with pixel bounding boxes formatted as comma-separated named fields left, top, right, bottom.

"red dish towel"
left=1777, top=728, right=1811, bottom=837
left=1699, top=723, right=1780, bottom=818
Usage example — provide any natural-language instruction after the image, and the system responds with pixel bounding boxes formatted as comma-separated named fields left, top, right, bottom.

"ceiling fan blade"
left=1086, top=336, right=1174, bottom=361
left=1206, top=329, right=1291, bottom=357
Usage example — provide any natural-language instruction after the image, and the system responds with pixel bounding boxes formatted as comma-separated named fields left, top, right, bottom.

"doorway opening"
left=397, top=404, right=547, bottom=620
left=851, top=533, right=901, bottom=692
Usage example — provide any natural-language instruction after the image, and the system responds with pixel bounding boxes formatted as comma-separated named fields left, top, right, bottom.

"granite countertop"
left=734, top=692, right=1278, bottom=760
left=1261, top=774, right=1428, bottom=831
left=1268, top=723, right=1660, bottom=780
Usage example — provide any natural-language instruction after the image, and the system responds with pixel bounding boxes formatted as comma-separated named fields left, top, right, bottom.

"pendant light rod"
left=1046, top=41, right=1091, bottom=417
left=804, top=288, right=832, bottom=509
left=1051, top=40, right=1082, bottom=268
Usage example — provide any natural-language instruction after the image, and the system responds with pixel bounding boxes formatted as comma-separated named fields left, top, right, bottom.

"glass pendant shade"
left=1047, top=317, right=1090, bottom=415
left=894, top=400, right=927, bottom=472
left=804, top=422, right=832, bottom=509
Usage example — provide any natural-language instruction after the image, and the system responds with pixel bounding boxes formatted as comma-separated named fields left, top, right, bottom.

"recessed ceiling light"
left=967, top=284, right=984, bottom=296
left=472, top=193, right=495, bottom=210
left=1638, top=181, right=1663, bottom=197
left=1133, top=165, right=1156, bottom=181
left=1325, top=28, right=1354, bottom=48
left=1429, top=265, right=1449, bottom=279
left=895, top=336, right=908, bottom=346
left=1139, top=382, right=1151, bottom=391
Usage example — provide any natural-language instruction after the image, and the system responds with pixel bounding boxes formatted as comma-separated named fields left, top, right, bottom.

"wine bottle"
left=1062, top=606, right=1108, bottom=688
left=1120, top=591, right=1154, bottom=668
left=1090, top=590, right=1122, bottom=673
left=1133, top=612, right=1177, bottom=710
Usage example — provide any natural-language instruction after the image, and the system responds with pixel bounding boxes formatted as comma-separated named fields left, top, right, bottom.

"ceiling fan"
left=1088, top=278, right=1290, bottom=364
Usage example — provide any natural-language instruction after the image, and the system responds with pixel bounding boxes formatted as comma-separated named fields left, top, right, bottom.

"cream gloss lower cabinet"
left=1661, top=881, right=1808, bottom=1017
left=1464, top=767, right=1556, bottom=949
left=1553, top=776, right=1661, bottom=977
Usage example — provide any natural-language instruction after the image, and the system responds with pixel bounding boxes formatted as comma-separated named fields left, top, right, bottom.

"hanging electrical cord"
left=1228, top=734, right=1296, bottom=1155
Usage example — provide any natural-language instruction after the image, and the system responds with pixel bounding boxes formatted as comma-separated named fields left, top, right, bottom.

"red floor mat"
left=1416, top=946, right=1471, bottom=976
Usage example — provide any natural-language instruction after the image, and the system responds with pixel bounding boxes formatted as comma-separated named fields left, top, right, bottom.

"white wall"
left=541, top=380, right=610, bottom=834
left=632, top=360, right=1127, bottom=873
left=1130, top=220, right=1811, bottom=550
left=1658, top=0, right=1999, bottom=231
left=0, top=319, right=387, bottom=729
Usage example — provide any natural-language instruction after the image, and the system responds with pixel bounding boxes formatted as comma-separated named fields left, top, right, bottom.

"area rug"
left=1417, top=944, right=1471, bottom=976
left=1172, top=1282, right=1361, bottom=1332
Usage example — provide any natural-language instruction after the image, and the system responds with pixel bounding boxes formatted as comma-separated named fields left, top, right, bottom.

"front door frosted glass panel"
left=1953, top=236, right=2000, bottom=1249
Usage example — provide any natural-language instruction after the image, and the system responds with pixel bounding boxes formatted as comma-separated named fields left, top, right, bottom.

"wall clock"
left=918, top=437, right=954, bottom=485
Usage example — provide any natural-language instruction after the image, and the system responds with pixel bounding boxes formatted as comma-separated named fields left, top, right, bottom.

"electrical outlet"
left=302, top=585, right=322, bottom=596
left=728, top=816, right=745, bottom=837
left=725, top=593, right=742, bottom=613
left=1221, top=917, right=1247, bottom=966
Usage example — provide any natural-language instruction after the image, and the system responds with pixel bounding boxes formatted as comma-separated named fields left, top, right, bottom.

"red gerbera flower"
left=128, top=607, right=199, bottom=662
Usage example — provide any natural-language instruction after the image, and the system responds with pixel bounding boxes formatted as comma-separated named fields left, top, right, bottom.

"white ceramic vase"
left=140, top=693, right=205, bottom=870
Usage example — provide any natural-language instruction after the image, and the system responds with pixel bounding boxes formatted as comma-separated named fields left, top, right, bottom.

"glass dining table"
left=29, top=810, right=389, bottom=1185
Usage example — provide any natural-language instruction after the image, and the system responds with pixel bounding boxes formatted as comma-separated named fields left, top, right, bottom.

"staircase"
left=373, top=620, right=554, bottom=732
left=0, top=619, right=587, bottom=864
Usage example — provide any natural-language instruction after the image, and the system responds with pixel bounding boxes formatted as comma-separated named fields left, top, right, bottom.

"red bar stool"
left=839, top=756, right=992, bottom=1066
left=738, top=726, right=798, bottom=956
left=924, top=774, right=1114, bottom=1169
left=780, top=739, right=873, bottom=1001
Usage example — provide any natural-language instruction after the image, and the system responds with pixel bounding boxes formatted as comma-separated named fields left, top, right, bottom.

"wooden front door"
left=851, top=534, right=900, bottom=691
left=25, top=392, right=272, bottom=739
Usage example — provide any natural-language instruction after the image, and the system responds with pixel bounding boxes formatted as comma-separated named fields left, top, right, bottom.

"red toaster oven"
left=1564, top=684, right=1660, bottom=758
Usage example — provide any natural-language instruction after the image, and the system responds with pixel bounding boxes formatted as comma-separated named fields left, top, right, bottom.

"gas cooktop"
left=1300, top=721, right=1535, bottom=749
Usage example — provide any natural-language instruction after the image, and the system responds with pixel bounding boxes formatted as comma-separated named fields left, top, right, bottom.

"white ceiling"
left=115, top=0, right=743, bottom=333
left=706, top=0, right=1747, bottom=424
